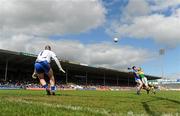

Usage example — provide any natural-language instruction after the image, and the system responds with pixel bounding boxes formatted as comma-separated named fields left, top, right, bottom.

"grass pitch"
left=0, top=90, right=179, bottom=116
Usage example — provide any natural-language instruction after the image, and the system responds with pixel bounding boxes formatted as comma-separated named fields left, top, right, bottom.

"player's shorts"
left=35, top=60, right=50, bottom=74
left=135, top=78, right=142, bottom=84
left=142, top=77, right=148, bottom=86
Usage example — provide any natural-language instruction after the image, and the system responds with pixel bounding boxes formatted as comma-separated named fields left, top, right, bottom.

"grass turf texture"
left=0, top=90, right=179, bottom=116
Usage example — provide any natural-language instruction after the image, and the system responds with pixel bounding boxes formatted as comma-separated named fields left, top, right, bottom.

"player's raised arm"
left=51, top=52, right=66, bottom=73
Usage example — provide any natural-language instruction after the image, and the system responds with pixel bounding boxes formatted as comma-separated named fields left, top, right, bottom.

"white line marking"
left=7, top=99, right=115, bottom=115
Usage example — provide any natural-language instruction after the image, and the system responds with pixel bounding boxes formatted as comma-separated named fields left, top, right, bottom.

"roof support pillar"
left=66, top=69, right=68, bottom=84
left=128, top=76, right=129, bottom=87
left=117, top=75, right=119, bottom=86
left=103, top=72, right=106, bottom=86
left=86, top=71, right=88, bottom=86
left=4, top=59, right=8, bottom=81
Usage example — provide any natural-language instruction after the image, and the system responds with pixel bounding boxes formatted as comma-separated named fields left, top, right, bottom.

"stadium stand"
left=0, top=49, right=161, bottom=90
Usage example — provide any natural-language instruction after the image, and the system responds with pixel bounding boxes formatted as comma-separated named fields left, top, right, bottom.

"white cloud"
left=114, top=13, right=180, bottom=45
left=123, top=0, right=150, bottom=20
left=0, top=0, right=155, bottom=70
left=108, top=0, right=180, bottom=46
left=85, top=43, right=149, bottom=69
left=150, top=0, right=180, bottom=11
left=0, top=0, right=106, bottom=36
left=0, top=35, right=150, bottom=70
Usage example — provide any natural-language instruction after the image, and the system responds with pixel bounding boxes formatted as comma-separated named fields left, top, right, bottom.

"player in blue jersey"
left=32, top=45, right=65, bottom=95
left=131, top=66, right=143, bottom=95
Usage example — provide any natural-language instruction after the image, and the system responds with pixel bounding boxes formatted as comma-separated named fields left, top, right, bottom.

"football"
left=114, top=38, right=118, bottom=43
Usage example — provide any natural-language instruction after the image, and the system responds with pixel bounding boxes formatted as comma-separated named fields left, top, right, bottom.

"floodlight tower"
left=159, top=48, right=165, bottom=84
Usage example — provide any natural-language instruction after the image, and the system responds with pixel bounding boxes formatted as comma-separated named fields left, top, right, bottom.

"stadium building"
left=0, top=49, right=160, bottom=87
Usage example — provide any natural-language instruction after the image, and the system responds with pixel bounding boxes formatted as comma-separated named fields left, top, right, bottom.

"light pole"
left=159, top=48, right=165, bottom=85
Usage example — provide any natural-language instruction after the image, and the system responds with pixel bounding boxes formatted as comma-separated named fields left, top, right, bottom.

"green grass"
left=0, top=90, right=179, bottom=116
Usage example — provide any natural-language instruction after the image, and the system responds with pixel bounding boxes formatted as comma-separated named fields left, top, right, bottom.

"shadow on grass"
left=152, top=96, right=180, bottom=104
left=140, top=97, right=162, bottom=116
left=141, top=95, right=180, bottom=115
left=54, top=93, right=95, bottom=98
left=53, top=93, right=61, bottom=96
left=141, top=101, right=157, bottom=116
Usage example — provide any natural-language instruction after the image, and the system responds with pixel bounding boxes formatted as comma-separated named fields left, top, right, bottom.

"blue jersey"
left=133, top=70, right=140, bottom=81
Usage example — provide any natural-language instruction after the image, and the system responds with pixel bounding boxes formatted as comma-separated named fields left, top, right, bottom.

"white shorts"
left=142, top=77, right=148, bottom=86
left=135, top=79, right=142, bottom=85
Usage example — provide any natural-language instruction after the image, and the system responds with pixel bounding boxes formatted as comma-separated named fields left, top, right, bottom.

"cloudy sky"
left=0, top=0, right=180, bottom=79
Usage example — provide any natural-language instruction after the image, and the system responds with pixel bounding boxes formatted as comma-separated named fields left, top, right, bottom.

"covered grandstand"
left=0, top=49, right=161, bottom=87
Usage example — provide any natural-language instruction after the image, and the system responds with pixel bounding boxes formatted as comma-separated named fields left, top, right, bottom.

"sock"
left=42, top=84, right=48, bottom=89
left=51, top=86, right=56, bottom=92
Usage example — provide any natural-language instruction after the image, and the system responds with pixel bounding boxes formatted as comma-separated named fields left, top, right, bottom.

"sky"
left=0, top=0, right=180, bottom=79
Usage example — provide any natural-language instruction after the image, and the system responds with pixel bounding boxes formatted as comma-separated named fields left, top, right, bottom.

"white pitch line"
left=7, top=99, right=115, bottom=116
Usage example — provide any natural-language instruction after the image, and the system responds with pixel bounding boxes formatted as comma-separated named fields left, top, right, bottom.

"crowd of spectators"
left=0, top=80, right=39, bottom=89
left=0, top=79, right=136, bottom=91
